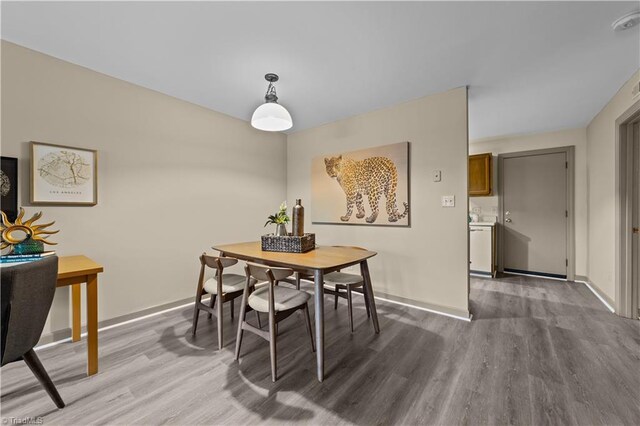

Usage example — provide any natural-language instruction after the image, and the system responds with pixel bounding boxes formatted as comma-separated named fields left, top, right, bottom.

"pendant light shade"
left=251, top=102, right=293, bottom=132
left=251, top=73, right=293, bottom=132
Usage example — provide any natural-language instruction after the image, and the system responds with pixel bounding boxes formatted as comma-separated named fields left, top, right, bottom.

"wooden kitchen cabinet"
left=469, top=153, right=492, bottom=196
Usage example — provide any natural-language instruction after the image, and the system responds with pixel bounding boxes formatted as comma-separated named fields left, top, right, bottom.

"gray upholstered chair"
left=296, top=246, right=371, bottom=333
left=1, top=256, right=65, bottom=408
left=192, top=253, right=257, bottom=350
left=235, top=262, right=314, bottom=382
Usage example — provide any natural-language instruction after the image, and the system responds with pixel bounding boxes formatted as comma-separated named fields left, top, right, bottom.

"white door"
left=502, top=151, right=568, bottom=278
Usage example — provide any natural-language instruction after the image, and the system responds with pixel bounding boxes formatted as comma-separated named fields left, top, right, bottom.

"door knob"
left=505, top=218, right=512, bottom=223
left=633, top=227, right=639, bottom=234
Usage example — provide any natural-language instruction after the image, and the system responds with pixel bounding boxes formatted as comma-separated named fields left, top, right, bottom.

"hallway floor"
left=2, top=275, right=639, bottom=425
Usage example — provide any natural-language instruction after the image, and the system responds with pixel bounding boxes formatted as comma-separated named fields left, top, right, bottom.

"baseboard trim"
left=371, top=291, right=472, bottom=322
left=574, top=275, right=615, bottom=313
left=37, top=284, right=473, bottom=350
left=36, top=296, right=199, bottom=348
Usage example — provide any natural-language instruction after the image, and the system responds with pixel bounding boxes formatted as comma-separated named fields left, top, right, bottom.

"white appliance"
left=470, top=224, right=495, bottom=276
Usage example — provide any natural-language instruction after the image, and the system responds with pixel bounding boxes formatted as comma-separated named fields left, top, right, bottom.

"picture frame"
left=1, top=156, right=19, bottom=221
left=311, top=141, right=411, bottom=227
left=30, top=141, right=98, bottom=206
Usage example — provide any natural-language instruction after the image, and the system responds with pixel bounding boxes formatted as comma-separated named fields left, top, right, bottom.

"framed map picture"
left=30, top=141, right=98, bottom=206
left=312, top=141, right=410, bottom=227
left=1, top=156, right=18, bottom=221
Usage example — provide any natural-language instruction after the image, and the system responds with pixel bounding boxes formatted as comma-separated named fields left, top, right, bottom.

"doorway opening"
left=616, top=100, right=640, bottom=319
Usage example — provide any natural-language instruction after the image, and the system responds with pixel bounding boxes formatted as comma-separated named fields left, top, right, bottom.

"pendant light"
left=251, top=73, right=293, bottom=132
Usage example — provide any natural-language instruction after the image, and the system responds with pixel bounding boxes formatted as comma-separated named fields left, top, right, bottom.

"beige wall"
left=586, top=70, right=640, bottom=303
left=0, top=41, right=287, bottom=337
left=287, top=87, right=470, bottom=317
left=469, top=128, right=588, bottom=276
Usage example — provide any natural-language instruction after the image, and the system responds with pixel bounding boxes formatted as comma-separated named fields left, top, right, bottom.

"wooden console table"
left=57, top=255, right=104, bottom=376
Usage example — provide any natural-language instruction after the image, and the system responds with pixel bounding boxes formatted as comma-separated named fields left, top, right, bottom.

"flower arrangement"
left=264, top=201, right=290, bottom=227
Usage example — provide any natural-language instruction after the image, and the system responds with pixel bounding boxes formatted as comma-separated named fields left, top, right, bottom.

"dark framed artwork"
left=30, top=141, right=98, bottom=206
left=312, top=141, right=411, bottom=227
left=0, top=156, right=18, bottom=221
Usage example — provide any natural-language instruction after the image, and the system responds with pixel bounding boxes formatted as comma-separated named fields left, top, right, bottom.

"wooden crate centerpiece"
left=261, top=233, right=315, bottom=253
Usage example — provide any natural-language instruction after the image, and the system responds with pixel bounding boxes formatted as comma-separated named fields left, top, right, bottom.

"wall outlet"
left=433, top=170, right=442, bottom=182
left=442, top=195, right=455, bottom=207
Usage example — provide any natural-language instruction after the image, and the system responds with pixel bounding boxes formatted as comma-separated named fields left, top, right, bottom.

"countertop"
left=469, top=222, right=496, bottom=227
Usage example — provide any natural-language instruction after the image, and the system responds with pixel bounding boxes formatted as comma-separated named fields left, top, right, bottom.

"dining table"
left=211, top=242, right=380, bottom=382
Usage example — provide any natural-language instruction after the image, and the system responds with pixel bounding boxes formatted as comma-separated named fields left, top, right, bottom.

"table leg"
left=314, top=269, right=324, bottom=382
left=360, top=260, right=380, bottom=333
left=71, top=284, right=81, bottom=342
left=86, top=274, right=99, bottom=376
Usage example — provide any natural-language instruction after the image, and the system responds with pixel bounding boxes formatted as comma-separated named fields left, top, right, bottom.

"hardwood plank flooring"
left=1, top=275, right=639, bottom=425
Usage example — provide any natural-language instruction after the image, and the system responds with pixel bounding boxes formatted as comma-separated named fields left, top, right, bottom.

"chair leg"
left=303, top=304, right=315, bottom=352
left=295, top=272, right=301, bottom=290
left=256, top=311, right=262, bottom=329
left=208, top=294, right=216, bottom=319
left=192, top=294, right=201, bottom=336
left=269, top=312, right=277, bottom=382
left=334, top=291, right=339, bottom=310
left=217, top=295, right=224, bottom=350
left=22, top=349, right=65, bottom=409
left=230, top=299, right=234, bottom=320
left=235, top=302, right=248, bottom=361
left=347, top=287, right=354, bottom=333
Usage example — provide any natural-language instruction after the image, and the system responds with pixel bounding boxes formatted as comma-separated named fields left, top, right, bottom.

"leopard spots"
left=324, top=155, right=409, bottom=223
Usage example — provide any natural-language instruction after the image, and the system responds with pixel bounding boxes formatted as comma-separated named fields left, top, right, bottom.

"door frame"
left=497, top=146, right=575, bottom=281
left=615, top=100, right=640, bottom=319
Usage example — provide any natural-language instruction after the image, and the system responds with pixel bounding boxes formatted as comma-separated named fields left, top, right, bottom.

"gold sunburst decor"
left=0, top=207, right=59, bottom=251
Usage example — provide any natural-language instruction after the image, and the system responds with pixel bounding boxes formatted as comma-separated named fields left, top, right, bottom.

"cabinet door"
left=469, top=153, right=492, bottom=196
left=470, top=226, right=492, bottom=273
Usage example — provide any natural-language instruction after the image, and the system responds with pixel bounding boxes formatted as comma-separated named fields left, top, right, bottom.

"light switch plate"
left=442, top=195, right=455, bottom=207
left=433, top=170, right=442, bottom=182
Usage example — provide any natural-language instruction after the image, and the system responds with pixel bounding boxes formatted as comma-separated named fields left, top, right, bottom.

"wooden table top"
left=212, top=242, right=376, bottom=271
left=58, top=255, right=104, bottom=279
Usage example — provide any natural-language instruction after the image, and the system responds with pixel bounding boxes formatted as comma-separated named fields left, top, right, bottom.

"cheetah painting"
left=311, top=142, right=410, bottom=226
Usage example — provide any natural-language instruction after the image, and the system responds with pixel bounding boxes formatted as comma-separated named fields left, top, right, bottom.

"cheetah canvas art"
left=311, top=142, right=410, bottom=226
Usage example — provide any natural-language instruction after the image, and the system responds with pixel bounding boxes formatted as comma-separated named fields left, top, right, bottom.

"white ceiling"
left=2, top=2, right=638, bottom=140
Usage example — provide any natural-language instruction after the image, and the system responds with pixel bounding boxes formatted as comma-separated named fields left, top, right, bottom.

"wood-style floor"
left=2, top=275, right=639, bottom=425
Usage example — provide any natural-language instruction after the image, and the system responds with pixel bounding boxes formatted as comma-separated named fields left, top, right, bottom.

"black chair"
left=1, top=256, right=65, bottom=408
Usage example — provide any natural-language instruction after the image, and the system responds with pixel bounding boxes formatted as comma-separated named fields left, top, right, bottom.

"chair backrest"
left=245, top=262, right=293, bottom=282
left=1, top=256, right=58, bottom=366
left=200, top=253, right=238, bottom=270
